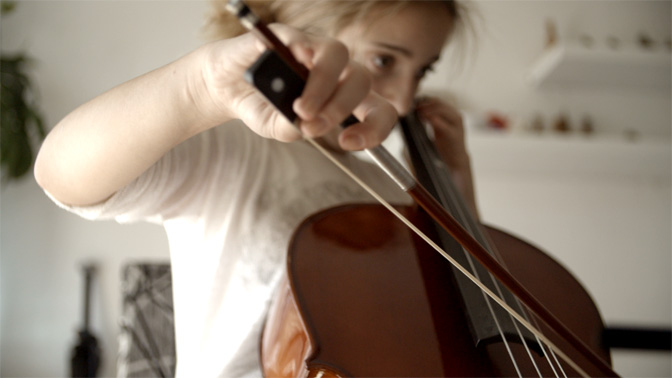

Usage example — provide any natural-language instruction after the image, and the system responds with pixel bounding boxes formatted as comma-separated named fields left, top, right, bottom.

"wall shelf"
left=527, top=44, right=671, bottom=91
left=467, top=132, right=671, bottom=179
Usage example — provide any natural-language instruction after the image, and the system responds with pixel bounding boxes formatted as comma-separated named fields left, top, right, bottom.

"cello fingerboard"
left=399, top=112, right=542, bottom=353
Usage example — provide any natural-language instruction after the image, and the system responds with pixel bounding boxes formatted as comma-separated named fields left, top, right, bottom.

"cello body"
left=260, top=204, right=611, bottom=377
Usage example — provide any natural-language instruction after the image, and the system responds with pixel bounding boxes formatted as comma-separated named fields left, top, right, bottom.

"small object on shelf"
left=486, top=112, right=509, bottom=131
left=553, top=114, right=570, bottom=133
left=637, top=32, right=655, bottom=50
left=545, top=19, right=557, bottom=48
left=581, top=115, right=594, bottom=135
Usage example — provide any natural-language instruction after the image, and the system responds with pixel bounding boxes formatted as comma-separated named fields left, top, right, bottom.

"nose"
left=384, top=78, right=417, bottom=117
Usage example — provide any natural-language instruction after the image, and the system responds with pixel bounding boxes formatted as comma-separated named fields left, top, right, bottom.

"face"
left=337, top=2, right=453, bottom=117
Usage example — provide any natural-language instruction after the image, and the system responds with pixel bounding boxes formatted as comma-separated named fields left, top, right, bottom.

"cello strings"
left=399, top=138, right=566, bottom=378
left=300, top=133, right=591, bottom=378
left=495, top=265, right=567, bottom=375
left=551, top=342, right=569, bottom=377
left=437, top=189, right=540, bottom=377
left=465, top=257, right=524, bottom=377
left=475, top=220, right=567, bottom=377
left=412, top=119, right=562, bottom=377
left=426, top=156, right=547, bottom=377
left=403, top=118, right=548, bottom=376
left=407, top=123, right=525, bottom=377
left=437, top=163, right=554, bottom=378
left=539, top=338, right=567, bottom=378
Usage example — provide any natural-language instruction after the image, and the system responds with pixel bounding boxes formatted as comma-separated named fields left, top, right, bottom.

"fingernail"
left=342, top=134, right=365, bottom=150
left=294, top=98, right=316, bottom=120
left=296, top=42, right=314, bottom=66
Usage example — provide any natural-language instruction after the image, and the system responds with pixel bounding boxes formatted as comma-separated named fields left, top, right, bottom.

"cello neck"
left=399, top=111, right=536, bottom=347
left=399, top=110, right=482, bottom=239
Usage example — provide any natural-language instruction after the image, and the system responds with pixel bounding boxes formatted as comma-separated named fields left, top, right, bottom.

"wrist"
left=190, top=46, right=235, bottom=130
left=183, top=43, right=237, bottom=133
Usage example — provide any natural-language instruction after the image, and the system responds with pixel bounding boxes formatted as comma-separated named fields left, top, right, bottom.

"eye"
left=372, top=54, right=395, bottom=70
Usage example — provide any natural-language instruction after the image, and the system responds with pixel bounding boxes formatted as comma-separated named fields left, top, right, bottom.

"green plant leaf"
left=1, top=54, right=46, bottom=183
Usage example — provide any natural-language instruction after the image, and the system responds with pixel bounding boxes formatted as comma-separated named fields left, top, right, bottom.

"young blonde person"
left=35, top=1, right=475, bottom=376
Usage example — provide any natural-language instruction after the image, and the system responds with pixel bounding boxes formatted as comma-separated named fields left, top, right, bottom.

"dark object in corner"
left=71, top=264, right=101, bottom=377
left=603, top=326, right=672, bottom=351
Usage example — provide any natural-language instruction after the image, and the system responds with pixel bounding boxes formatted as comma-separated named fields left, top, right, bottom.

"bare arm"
left=34, top=47, right=215, bottom=206
left=35, top=26, right=397, bottom=206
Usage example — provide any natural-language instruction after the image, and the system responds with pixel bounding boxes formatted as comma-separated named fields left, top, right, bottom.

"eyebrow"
left=372, top=42, right=413, bottom=57
left=371, top=41, right=441, bottom=64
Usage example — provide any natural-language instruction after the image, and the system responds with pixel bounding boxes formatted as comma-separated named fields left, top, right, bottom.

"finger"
left=300, top=61, right=372, bottom=138
left=416, top=98, right=462, bottom=126
left=292, top=38, right=350, bottom=121
left=338, top=92, right=398, bottom=151
left=426, top=113, right=464, bottom=143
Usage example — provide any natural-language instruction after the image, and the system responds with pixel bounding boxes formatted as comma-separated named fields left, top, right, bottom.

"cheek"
left=371, top=76, right=417, bottom=115
left=371, top=77, right=395, bottom=102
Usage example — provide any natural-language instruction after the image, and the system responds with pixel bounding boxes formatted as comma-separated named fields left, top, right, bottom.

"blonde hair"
left=205, top=0, right=478, bottom=75
left=205, top=0, right=466, bottom=41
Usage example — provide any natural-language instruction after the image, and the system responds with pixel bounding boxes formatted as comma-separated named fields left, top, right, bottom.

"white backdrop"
left=1, top=1, right=670, bottom=377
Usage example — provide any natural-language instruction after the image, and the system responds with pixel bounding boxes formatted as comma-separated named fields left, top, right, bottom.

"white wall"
left=1, top=2, right=205, bottom=377
left=1, top=1, right=670, bottom=377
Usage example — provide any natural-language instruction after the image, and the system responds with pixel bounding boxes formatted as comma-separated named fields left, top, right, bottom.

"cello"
left=226, top=1, right=617, bottom=376
left=259, top=112, right=612, bottom=377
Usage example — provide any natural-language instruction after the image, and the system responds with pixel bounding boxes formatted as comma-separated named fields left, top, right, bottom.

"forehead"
left=359, top=2, right=453, bottom=56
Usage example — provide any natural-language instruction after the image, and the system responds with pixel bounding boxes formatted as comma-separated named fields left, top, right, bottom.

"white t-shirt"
left=50, top=120, right=411, bottom=377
